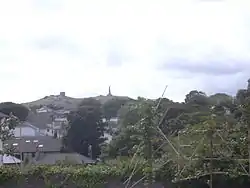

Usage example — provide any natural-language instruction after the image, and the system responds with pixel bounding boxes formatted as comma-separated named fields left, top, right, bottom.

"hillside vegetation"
left=2, top=80, right=250, bottom=186
left=23, top=93, right=132, bottom=112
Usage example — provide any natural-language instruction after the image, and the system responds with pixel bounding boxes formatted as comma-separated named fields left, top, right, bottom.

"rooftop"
left=0, top=112, right=8, bottom=118
left=4, top=136, right=62, bottom=153
left=1, top=154, right=21, bottom=164
left=35, top=152, right=95, bottom=165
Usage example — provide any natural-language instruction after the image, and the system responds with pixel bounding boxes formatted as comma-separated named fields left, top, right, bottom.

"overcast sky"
left=0, top=0, right=250, bottom=103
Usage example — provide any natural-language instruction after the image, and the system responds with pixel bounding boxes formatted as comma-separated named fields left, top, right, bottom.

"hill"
left=22, top=92, right=132, bottom=111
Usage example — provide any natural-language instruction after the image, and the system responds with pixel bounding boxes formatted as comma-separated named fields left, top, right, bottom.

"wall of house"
left=40, top=128, right=54, bottom=136
left=103, top=132, right=112, bottom=143
left=14, top=127, right=37, bottom=137
left=39, top=128, right=63, bottom=138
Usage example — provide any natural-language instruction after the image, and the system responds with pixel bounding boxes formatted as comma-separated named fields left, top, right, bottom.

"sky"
left=0, top=0, right=250, bottom=103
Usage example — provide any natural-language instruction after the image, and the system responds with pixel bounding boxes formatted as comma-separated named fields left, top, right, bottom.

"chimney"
left=60, top=92, right=66, bottom=97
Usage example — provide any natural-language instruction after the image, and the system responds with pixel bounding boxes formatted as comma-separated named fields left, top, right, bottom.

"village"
left=0, top=90, right=118, bottom=166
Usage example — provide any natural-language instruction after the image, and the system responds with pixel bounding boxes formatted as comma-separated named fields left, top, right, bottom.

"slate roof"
left=1, top=154, right=21, bottom=164
left=35, top=153, right=95, bottom=165
left=0, top=112, right=8, bottom=118
left=5, top=136, right=62, bottom=153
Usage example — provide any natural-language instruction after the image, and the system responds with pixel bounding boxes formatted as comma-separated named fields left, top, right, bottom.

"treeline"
left=1, top=79, right=250, bottom=182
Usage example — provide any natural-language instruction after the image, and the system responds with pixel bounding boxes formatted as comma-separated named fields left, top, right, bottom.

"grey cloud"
left=198, top=73, right=250, bottom=97
left=159, top=59, right=249, bottom=76
left=157, top=57, right=250, bottom=96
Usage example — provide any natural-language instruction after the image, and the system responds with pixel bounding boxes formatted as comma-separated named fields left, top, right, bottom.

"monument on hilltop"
left=107, top=86, right=112, bottom=97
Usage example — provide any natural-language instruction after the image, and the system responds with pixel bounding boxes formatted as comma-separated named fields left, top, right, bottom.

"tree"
left=237, top=80, right=250, bottom=174
left=0, top=114, right=19, bottom=164
left=0, top=102, right=29, bottom=121
left=105, top=102, right=141, bottom=157
left=209, top=93, right=233, bottom=105
left=185, top=90, right=209, bottom=106
left=104, top=100, right=164, bottom=159
left=63, top=98, right=107, bottom=159
left=138, top=102, right=155, bottom=186
left=103, top=81, right=250, bottom=181
left=102, top=98, right=131, bottom=120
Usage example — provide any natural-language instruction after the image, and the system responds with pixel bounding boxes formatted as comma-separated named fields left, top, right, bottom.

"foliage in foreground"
left=0, top=163, right=249, bottom=188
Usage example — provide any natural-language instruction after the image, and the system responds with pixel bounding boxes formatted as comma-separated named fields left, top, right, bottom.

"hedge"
left=0, top=164, right=249, bottom=188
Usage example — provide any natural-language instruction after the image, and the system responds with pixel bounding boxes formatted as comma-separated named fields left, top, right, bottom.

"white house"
left=103, top=133, right=112, bottom=144
left=40, top=121, right=67, bottom=138
left=36, top=106, right=53, bottom=113
left=55, top=109, right=70, bottom=114
left=2, top=155, right=21, bottom=165
left=14, top=122, right=45, bottom=137
left=110, top=117, right=118, bottom=123
left=102, top=117, right=119, bottom=123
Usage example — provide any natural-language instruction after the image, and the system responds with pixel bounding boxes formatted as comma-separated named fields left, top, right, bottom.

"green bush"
left=0, top=163, right=249, bottom=188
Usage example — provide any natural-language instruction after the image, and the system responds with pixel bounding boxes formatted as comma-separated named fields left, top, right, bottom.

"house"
left=0, top=112, right=8, bottom=119
left=36, top=106, right=53, bottom=113
left=27, top=111, right=68, bottom=138
left=110, top=117, right=118, bottom=123
left=54, top=109, right=70, bottom=114
left=27, top=112, right=56, bottom=137
left=13, top=121, right=45, bottom=137
left=4, top=136, right=95, bottom=165
left=1, top=154, right=21, bottom=165
left=35, top=153, right=95, bottom=165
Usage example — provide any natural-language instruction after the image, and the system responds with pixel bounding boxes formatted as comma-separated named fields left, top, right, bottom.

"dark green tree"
left=238, top=79, right=250, bottom=173
left=105, top=102, right=141, bottom=157
left=185, top=90, right=209, bottom=106
left=102, top=98, right=131, bottom=120
left=105, top=99, right=164, bottom=159
left=0, top=114, right=19, bottom=158
left=0, top=102, right=29, bottom=121
left=63, top=98, right=107, bottom=159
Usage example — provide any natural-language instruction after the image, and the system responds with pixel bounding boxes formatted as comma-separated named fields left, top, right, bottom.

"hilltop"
left=22, top=91, right=132, bottom=110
